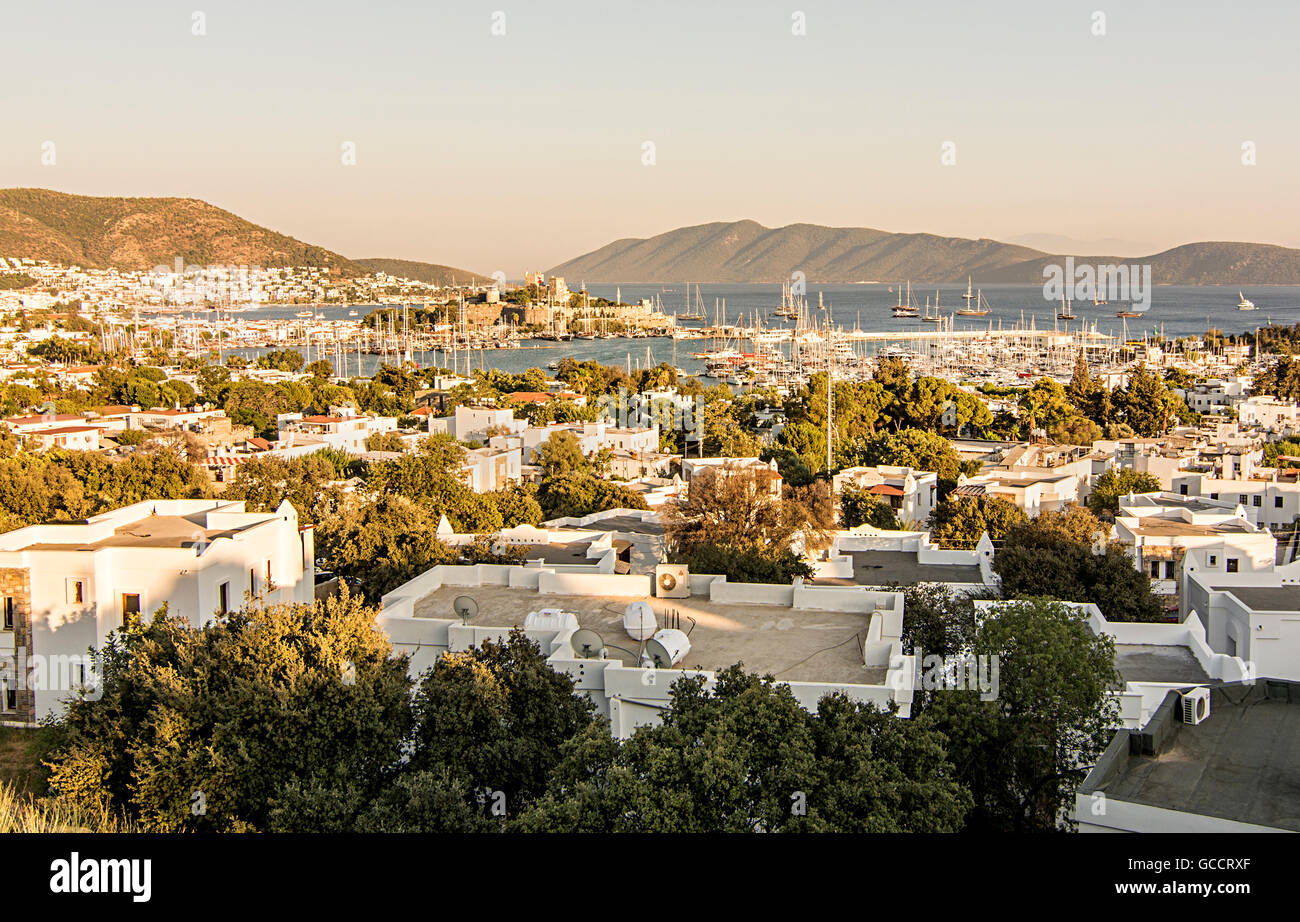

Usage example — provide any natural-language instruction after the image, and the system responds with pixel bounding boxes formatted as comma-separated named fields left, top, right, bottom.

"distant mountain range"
left=547, top=220, right=1300, bottom=286
left=0, top=188, right=487, bottom=283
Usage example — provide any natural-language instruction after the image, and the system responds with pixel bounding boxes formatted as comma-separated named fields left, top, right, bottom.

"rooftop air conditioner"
left=655, top=563, right=690, bottom=599
left=1180, top=687, right=1211, bottom=725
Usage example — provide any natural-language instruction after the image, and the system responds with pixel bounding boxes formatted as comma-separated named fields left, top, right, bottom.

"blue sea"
left=226, top=283, right=1297, bottom=379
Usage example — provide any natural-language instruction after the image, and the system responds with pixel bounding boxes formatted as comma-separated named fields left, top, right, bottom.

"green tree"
left=44, top=587, right=412, bottom=832
left=1087, top=468, right=1161, bottom=518
left=917, top=599, right=1121, bottom=831
left=928, top=495, right=1028, bottom=549
left=838, top=483, right=900, bottom=530
left=519, top=667, right=971, bottom=832
left=994, top=507, right=1166, bottom=623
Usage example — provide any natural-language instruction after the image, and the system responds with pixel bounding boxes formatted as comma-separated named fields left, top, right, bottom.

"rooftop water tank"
left=523, top=609, right=580, bottom=633
left=623, top=601, right=658, bottom=641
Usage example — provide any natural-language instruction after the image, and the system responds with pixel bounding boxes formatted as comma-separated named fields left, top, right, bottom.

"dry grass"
left=0, top=780, right=136, bottom=833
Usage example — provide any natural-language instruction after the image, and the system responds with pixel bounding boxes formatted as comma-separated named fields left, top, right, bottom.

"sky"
left=2, top=0, right=1298, bottom=275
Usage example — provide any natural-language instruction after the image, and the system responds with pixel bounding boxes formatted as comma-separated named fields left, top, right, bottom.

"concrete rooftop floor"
left=413, top=585, right=884, bottom=685
left=1114, top=644, right=1212, bottom=685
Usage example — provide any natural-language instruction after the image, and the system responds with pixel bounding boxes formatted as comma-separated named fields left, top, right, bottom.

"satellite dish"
left=570, top=628, right=605, bottom=659
left=644, top=629, right=690, bottom=668
left=643, top=638, right=673, bottom=669
left=452, top=595, right=478, bottom=623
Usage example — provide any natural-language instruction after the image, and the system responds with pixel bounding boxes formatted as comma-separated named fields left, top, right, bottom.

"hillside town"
left=1, top=260, right=1298, bottom=838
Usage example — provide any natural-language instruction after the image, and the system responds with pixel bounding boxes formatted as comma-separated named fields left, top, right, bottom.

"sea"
left=224, top=283, right=1298, bottom=380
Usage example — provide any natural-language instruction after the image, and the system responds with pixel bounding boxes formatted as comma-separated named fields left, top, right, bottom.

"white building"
left=0, top=499, right=314, bottom=723
left=832, top=465, right=938, bottom=526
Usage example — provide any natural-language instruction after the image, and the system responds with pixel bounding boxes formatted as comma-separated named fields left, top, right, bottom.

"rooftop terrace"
left=410, top=584, right=886, bottom=685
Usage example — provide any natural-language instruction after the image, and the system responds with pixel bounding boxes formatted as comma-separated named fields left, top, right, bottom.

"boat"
left=956, top=287, right=990, bottom=316
left=1238, top=290, right=1256, bottom=311
left=923, top=293, right=943, bottom=322
left=1115, top=305, right=1142, bottom=318
left=891, top=281, right=920, bottom=317
left=1058, top=297, right=1075, bottom=321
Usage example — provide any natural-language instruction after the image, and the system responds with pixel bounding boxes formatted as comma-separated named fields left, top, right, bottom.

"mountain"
left=1004, top=232, right=1156, bottom=256
left=548, top=220, right=1300, bottom=285
left=353, top=258, right=491, bottom=286
left=548, top=220, right=1045, bottom=284
left=0, top=189, right=488, bottom=283
left=0, top=188, right=365, bottom=274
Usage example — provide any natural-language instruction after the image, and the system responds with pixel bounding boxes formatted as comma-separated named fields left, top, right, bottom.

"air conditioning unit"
left=655, top=563, right=690, bottom=599
left=1181, top=687, right=1211, bottom=725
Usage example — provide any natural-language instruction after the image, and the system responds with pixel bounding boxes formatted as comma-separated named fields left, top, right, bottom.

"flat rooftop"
left=411, top=585, right=886, bottom=685
left=18, top=513, right=243, bottom=551
left=1114, top=644, right=1211, bottom=685
left=816, top=550, right=983, bottom=587
left=1097, top=682, right=1300, bottom=831
left=1211, top=585, right=1300, bottom=612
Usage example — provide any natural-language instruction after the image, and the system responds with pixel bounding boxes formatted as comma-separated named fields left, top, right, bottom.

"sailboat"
left=1115, top=303, right=1142, bottom=318
left=1058, top=297, right=1075, bottom=321
left=678, top=284, right=705, bottom=321
left=923, top=292, right=943, bottom=322
left=891, top=281, right=919, bottom=317
left=1238, top=290, right=1256, bottom=311
left=956, top=287, right=990, bottom=316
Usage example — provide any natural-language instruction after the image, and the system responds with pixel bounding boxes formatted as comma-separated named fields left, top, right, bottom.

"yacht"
left=1238, top=290, right=1256, bottom=311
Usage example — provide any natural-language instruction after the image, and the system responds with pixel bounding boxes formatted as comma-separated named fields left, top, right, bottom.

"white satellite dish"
left=643, top=628, right=690, bottom=668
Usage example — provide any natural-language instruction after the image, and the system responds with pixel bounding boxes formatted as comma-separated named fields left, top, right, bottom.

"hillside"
left=354, top=257, right=490, bottom=286
left=549, top=220, right=1300, bottom=285
left=0, top=188, right=365, bottom=274
left=547, top=220, right=1047, bottom=284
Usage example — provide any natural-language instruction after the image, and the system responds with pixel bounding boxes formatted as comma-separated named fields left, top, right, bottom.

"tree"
left=898, top=583, right=979, bottom=658
left=317, top=494, right=455, bottom=602
left=994, top=507, right=1166, bottom=622
left=518, top=667, right=971, bottom=832
left=917, top=599, right=1121, bottom=832
left=537, top=472, right=648, bottom=520
left=364, top=432, right=406, bottom=453
left=928, top=495, right=1028, bottom=549
left=839, top=483, right=900, bottom=530
left=44, top=587, right=412, bottom=832
left=664, top=465, right=821, bottom=582
left=1087, top=468, right=1161, bottom=518
left=841, top=428, right=971, bottom=482
left=535, top=430, right=590, bottom=478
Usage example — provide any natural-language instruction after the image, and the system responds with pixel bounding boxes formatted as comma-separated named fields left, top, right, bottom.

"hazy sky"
left=3, top=0, right=1298, bottom=274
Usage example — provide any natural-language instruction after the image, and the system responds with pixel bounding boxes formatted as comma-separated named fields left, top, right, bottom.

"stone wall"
left=0, top=566, right=33, bottom=723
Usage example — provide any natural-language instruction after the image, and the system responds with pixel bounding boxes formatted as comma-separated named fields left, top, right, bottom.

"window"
left=218, top=582, right=229, bottom=615
left=1226, top=558, right=1239, bottom=573
left=1150, top=561, right=1161, bottom=578
left=1179, top=484, right=1189, bottom=495
left=1165, top=561, right=1177, bottom=579
left=1211, top=493, right=1219, bottom=500
left=3, top=688, right=14, bottom=711
left=1276, top=497, right=1285, bottom=509
left=250, top=568, right=257, bottom=595
left=2, top=597, right=12, bottom=631
left=1209, top=555, right=1218, bottom=566
left=1253, top=495, right=1262, bottom=507
left=265, top=561, right=273, bottom=589
left=66, top=579, right=84, bottom=605
left=1240, top=495, right=1247, bottom=505
left=122, top=593, right=141, bottom=627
